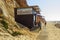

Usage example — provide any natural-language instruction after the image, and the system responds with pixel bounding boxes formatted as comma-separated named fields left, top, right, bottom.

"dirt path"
left=36, top=23, right=48, bottom=40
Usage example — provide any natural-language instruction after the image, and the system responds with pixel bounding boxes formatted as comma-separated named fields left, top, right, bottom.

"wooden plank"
left=17, top=8, right=36, bottom=15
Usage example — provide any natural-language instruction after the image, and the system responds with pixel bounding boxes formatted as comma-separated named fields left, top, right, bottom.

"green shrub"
left=11, top=31, right=22, bottom=36
left=1, top=20, right=8, bottom=29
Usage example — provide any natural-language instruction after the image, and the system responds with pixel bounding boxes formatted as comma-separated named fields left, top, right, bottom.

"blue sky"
left=27, top=0, right=60, bottom=21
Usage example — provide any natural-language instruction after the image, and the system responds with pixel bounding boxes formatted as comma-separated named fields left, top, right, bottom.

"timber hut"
left=15, top=7, right=41, bottom=29
left=14, top=0, right=46, bottom=30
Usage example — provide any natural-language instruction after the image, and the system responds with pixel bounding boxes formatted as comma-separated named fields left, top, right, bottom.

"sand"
left=37, top=21, right=60, bottom=40
left=0, top=21, right=60, bottom=40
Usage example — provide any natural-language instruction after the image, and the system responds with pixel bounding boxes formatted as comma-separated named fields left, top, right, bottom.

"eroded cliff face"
left=0, top=0, right=20, bottom=34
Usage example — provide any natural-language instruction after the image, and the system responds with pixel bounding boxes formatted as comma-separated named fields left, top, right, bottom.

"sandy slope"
left=37, top=22, right=60, bottom=40
left=46, top=22, right=60, bottom=40
left=0, top=21, right=60, bottom=40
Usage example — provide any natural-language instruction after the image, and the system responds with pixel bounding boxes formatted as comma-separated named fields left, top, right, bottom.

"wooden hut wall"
left=15, top=14, right=34, bottom=29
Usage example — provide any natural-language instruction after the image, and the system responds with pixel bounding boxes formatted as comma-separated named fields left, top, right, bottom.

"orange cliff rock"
left=15, top=0, right=28, bottom=8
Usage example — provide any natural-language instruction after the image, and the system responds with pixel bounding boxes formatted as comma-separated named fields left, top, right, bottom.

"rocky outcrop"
left=15, top=0, right=28, bottom=8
